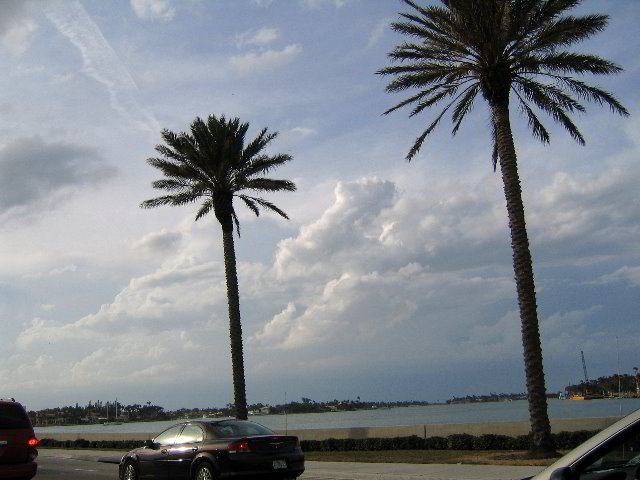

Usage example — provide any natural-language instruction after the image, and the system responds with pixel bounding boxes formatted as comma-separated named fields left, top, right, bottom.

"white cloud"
left=0, top=137, right=117, bottom=223
left=229, top=44, right=303, bottom=76
left=290, top=126, right=317, bottom=137
left=23, top=264, right=78, bottom=280
left=301, top=0, right=347, bottom=8
left=235, top=27, right=280, bottom=48
left=44, top=1, right=160, bottom=133
left=367, top=19, right=389, bottom=49
left=130, top=0, right=176, bottom=21
left=0, top=0, right=36, bottom=55
left=132, top=228, right=183, bottom=255
left=593, top=266, right=640, bottom=288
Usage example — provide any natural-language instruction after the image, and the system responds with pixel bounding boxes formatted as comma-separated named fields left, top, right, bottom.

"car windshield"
left=208, top=421, right=275, bottom=439
left=0, top=404, right=31, bottom=429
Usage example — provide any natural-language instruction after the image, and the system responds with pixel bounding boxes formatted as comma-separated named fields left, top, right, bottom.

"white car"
left=530, top=408, right=640, bottom=480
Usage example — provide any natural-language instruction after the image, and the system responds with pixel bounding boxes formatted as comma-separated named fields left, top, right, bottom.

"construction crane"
left=581, top=350, right=589, bottom=383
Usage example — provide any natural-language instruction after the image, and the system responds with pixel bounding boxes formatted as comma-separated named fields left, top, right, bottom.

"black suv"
left=0, top=399, right=38, bottom=479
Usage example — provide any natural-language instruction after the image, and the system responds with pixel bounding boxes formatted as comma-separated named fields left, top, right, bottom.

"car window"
left=0, top=404, right=31, bottom=429
left=580, top=427, right=640, bottom=480
left=178, top=425, right=204, bottom=444
left=153, top=425, right=183, bottom=446
left=209, top=421, right=274, bottom=438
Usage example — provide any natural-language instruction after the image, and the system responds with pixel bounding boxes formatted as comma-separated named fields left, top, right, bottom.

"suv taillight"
left=28, top=437, right=39, bottom=447
left=227, top=441, right=250, bottom=453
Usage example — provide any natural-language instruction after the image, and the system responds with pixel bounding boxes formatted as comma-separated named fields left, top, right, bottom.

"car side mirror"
left=144, top=439, right=157, bottom=449
left=550, top=467, right=573, bottom=480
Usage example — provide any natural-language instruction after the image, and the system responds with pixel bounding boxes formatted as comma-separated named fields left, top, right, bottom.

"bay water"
left=34, top=398, right=640, bottom=436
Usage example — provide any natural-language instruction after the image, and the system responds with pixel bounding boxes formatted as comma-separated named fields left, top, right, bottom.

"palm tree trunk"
left=221, top=222, right=248, bottom=420
left=492, top=100, right=554, bottom=455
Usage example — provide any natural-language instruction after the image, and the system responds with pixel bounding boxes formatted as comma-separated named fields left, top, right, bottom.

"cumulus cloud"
left=130, top=0, right=176, bottom=21
left=0, top=0, right=36, bottom=55
left=0, top=137, right=117, bottom=221
left=229, top=44, right=303, bottom=76
left=527, top=166, right=640, bottom=263
left=4, top=167, right=638, bottom=402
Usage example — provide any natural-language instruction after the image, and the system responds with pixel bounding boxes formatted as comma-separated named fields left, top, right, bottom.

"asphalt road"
left=35, top=454, right=117, bottom=479
left=34, top=449, right=544, bottom=480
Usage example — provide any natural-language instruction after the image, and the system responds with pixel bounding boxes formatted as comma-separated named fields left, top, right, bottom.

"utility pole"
left=634, top=367, right=639, bottom=396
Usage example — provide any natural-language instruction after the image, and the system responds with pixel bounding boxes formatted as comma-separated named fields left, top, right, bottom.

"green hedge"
left=299, top=430, right=598, bottom=452
left=39, top=438, right=146, bottom=449
left=39, top=430, right=598, bottom=452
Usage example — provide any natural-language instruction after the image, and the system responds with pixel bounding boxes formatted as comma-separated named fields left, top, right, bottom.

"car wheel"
left=123, top=461, right=138, bottom=480
left=194, top=462, right=215, bottom=480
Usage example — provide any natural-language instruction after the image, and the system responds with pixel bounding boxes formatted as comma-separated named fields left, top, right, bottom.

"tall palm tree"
left=141, top=114, right=296, bottom=420
left=378, top=0, right=628, bottom=455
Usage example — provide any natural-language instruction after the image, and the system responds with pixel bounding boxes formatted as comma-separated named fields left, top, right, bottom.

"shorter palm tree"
left=141, top=114, right=296, bottom=420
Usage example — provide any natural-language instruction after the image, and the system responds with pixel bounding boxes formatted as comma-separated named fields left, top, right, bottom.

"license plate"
left=273, top=460, right=287, bottom=469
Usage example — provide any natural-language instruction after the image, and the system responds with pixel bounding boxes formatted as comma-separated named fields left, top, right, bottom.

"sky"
left=0, top=0, right=638, bottom=412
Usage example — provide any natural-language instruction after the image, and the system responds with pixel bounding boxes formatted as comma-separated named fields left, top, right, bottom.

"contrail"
left=43, top=0, right=160, bottom=134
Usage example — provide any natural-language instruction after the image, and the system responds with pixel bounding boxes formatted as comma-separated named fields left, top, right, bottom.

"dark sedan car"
left=119, top=419, right=304, bottom=480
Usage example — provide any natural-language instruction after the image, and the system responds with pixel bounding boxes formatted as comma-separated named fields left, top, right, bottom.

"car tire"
left=122, top=461, right=138, bottom=480
left=194, top=461, right=215, bottom=480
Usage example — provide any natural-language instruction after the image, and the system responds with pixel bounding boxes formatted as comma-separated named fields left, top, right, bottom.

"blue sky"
left=0, top=0, right=638, bottom=411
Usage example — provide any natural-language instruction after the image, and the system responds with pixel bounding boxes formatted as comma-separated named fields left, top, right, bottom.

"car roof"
left=190, top=419, right=263, bottom=426
left=0, top=398, right=25, bottom=407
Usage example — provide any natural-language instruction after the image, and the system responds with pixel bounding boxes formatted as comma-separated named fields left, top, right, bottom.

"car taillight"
left=28, top=437, right=39, bottom=447
left=227, top=441, right=250, bottom=453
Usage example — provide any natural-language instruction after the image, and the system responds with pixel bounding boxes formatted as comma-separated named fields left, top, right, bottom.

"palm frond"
left=231, top=209, right=241, bottom=237
left=243, top=178, right=297, bottom=193
left=532, top=52, right=623, bottom=76
left=240, top=195, right=290, bottom=220
left=140, top=192, right=201, bottom=209
left=151, top=178, right=193, bottom=192
left=406, top=106, right=450, bottom=161
left=242, top=128, right=277, bottom=163
left=514, top=79, right=584, bottom=144
left=244, top=154, right=293, bottom=177
left=525, top=14, right=608, bottom=53
left=409, top=84, right=460, bottom=117
left=512, top=87, right=550, bottom=144
left=381, top=84, right=448, bottom=115
left=451, top=84, right=480, bottom=135
left=239, top=196, right=260, bottom=217
left=557, top=77, right=629, bottom=116
left=195, top=198, right=214, bottom=221
left=514, top=77, right=585, bottom=113
left=490, top=114, right=498, bottom=171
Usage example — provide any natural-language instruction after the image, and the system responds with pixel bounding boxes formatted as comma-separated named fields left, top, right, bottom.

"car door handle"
left=192, top=447, right=198, bottom=452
